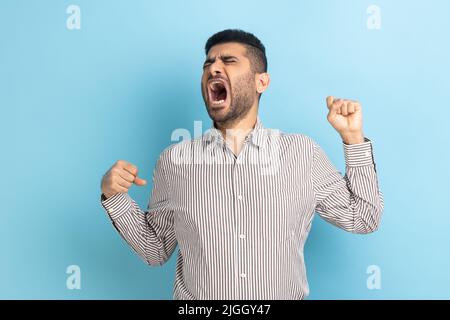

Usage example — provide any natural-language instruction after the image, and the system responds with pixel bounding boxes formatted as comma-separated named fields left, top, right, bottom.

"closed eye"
left=203, top=55, right=239, bottom=69
left=222, top=56, right=238, bottom=64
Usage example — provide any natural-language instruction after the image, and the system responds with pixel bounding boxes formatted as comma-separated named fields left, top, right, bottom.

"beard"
left=202, top=71, right=256, bottom=127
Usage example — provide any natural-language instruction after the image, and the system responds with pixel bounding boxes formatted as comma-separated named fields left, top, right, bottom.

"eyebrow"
left=203, top=55, right=239, bottom=65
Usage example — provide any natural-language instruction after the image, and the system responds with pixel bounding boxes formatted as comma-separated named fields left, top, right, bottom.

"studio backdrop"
left=1, top=0, right=449, bottom=299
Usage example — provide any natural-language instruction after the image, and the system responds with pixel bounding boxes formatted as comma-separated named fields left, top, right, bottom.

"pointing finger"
left=123, top=163, right=138, bottom=176
left=341, top=101, right=349, bottom=116
left=334, top=99, right=344, bottom=115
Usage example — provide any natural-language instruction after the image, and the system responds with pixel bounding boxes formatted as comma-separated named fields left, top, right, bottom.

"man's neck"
left=214, top=109, right=258, bottom=157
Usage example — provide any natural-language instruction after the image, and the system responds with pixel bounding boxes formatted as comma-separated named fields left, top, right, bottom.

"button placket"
left=233, top=160, right=248, bottom=298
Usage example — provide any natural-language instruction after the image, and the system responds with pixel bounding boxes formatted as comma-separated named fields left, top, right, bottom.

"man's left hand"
left=326, top=96, right=365, bottom=144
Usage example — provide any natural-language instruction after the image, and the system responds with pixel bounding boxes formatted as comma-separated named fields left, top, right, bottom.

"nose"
left=209, top=60, right=224, bottom=77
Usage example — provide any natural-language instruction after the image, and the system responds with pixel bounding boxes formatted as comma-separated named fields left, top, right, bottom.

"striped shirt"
left=101, top=117, right=384, bottom=300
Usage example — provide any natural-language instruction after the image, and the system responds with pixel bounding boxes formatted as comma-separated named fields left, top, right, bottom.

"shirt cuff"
left=100, top=192, right=132, bottom=220
left=343, top=137, right=374, bottom=167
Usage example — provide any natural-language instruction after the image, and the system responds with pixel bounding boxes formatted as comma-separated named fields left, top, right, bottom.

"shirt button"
left=239, top=234, right=246, bottom=239
left=240, top=273, right=246, bottom=278
left=110, top=208, right=115, bottom=213
left=237, top=195, right=243, bottom=200
left=365, top=151, right=371, bottom=157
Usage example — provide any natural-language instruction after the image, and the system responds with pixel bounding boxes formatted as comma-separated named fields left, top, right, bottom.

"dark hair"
left=204, top=29, right=267, bottom=73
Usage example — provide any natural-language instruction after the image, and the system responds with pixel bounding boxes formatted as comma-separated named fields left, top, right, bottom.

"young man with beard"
left=100, top=29, right=384, bottom=299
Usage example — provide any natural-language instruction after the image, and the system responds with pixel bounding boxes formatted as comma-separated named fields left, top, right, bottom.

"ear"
left=255, top=72, right=270, bottom=94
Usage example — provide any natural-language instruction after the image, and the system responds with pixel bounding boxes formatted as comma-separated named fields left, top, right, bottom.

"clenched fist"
left=101, top=160, right=147, bottom=199
left=326, top=96, right=365, bottom=144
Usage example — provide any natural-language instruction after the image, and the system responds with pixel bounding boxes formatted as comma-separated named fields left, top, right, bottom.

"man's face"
left=201, top=42, right=257, bottom=124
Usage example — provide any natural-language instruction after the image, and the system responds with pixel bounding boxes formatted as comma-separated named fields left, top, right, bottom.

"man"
left=100, top=29, right=384, bottom=299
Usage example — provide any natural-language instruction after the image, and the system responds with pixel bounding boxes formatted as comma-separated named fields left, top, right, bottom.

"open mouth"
left=207, top=79, right=229, bottom=106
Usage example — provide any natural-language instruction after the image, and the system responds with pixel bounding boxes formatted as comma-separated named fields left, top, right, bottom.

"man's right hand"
left=101, top=160, right=147, bottom=199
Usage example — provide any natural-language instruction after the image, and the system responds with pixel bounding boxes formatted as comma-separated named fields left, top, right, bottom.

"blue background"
left=1, top=0, right=449, bottom=299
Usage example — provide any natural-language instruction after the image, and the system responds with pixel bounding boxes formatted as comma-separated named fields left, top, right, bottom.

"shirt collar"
left=203, top=116, right=267, bottom=149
